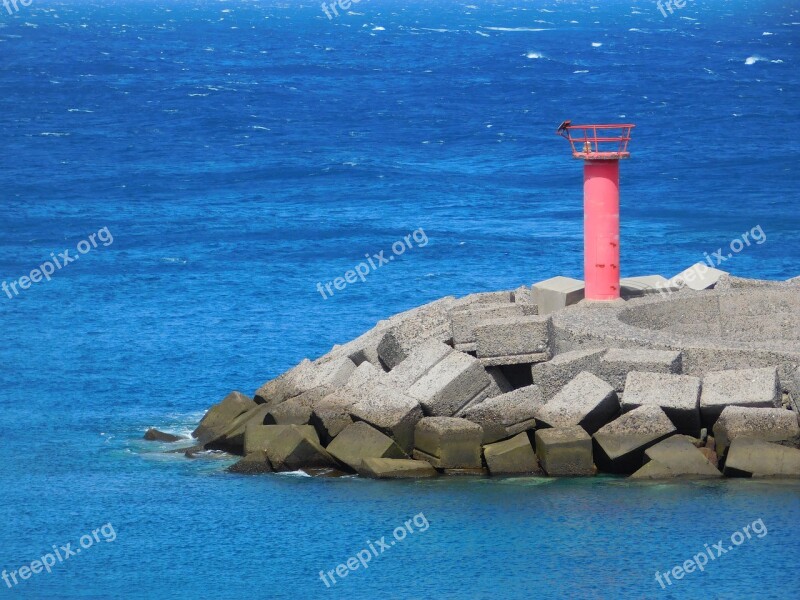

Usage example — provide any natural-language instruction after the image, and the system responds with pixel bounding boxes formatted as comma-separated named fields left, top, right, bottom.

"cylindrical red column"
left=583, top=160, right=620, bottom=300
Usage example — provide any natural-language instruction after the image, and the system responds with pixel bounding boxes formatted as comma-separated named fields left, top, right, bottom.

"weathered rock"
left=622, top=371, right=702, bottom=435
left=530, top=347, right=606, bottom=399
left=700, top=367, right=781, bottom=426
left=376, top=297, right=455, bottom=369
left=483, top=433, right=542, bottom=475
left=630, top=436, right=722, bottom=479
left=460, top=385, right=545, bottom=443
left=325, top=421, right=407, bottom=471
left=357, top=457, right=438, bottom=479
left=144, top=428, right=184, bottom=443
left=412, top=417, right=483, bottom=469
left=597, top=348, right=682, bottom=392
left=593, top=406, right=676, bottom=474
left=723, top=438, right=800, bottom=478
left=532, top=276, right=585, bottom=316
left=227, top=451, right=273, bottom=474
left=534, top=371, right=619, bottom=434
left=713, top=406, right=800, bottom=457
left=450, top=304, right=523, bottom=352
left=243, top=423, right=319, bottom=455
left=192, top=391, right=257, bottom=442
left=474, top=315, right=552, bottom=366
left=534, top=426, right=595, bottom=476
left=406, top=351, right=491, bottom=417
left=349, top=383, right=423, bottom=454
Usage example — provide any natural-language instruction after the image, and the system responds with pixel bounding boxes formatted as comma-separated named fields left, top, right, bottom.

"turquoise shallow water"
left=1, top=0, right=799, bottom=598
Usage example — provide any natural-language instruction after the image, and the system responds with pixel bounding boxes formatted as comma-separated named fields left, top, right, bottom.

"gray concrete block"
left=450, top=303, right=524, bottom=350
left=724, top=438, right=800, bottom=478
left=326, top=421, right=407, bottom=471
left=461, top=385, right=545, bottom=443
left=670, top=262, right=727, bottom=291
left=483, top=433, right=542, bottom=475
left=413, top=417, right=483, bottom=469
left=385, top=338, right=453, bottom=389
left=700, top=367, right=781, bottom=426
left=451, top=291, right=514, bottom=310
left=474, top=315, right=552, bottom=366
left=593, top=405, right=676, bottom=473
left=620, top=275, right=679, bottom=299
left=712, top=406, right=800, bottom=456
left=533, top=276, right=585, bottom=316
left=598, top=348, right=682, bottom=392
left=193, top=391, right=258, bottom=442
left=534, top=426, right=595, bottom=476
left=377, top=297, right=455, bottom=369
left=630, top=436, right=722, bottom=479
left=348, top=382, right=423, bottom=454
left=622, top=371, right=702, bottom=436
left=407, top=351, right=491, bottom=417
left=357, top=458, right=439, bottom=479
left=512, top=285, right=536, bottom=307
left=531, top=347, right=607, bottom=399
left=534, top=371, right=619, bottom=434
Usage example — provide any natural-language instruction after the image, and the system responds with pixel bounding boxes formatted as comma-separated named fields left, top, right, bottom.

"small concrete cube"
left=598, top=348, right=682, bottom=392
left=700, top=367, right=781, bottom=426
left=534, top=371, right=619, bottom=434
left=474, top=315, right=552, bottom=366
left=532, top=276, right=585, bottom=316
left=483, top=433, right=542, bottom=475
left=535, top=426, right=595, bottom=476
left=413, top=417, right=483, bottom=469
left=622, top=371, right=702, bottom=435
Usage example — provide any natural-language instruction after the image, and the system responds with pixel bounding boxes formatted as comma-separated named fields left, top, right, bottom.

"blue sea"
left=1, top=0, right=799, bottom=598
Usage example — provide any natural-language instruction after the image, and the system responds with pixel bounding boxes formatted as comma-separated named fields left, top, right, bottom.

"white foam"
left=475, top=30, right=490, bottom=37
left=372, top=26, right=385, bottom=31
left=591, top=42, right=602, bottom=47
left=277, top=470, right=312, bottom=478
left=525, top=51, right=544, bottom=59
left=484, top=27, right=551, bottom=32
left=762, top=31, right=774, bottom=36
left=573, top=69, right=589, bottom=74
left=745, top=55, right=765, bottom=65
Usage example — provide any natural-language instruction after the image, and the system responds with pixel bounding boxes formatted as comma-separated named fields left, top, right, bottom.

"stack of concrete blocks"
left=621, top=372, right=702, bottom=436
left=592, top=405, right=676, bottom=474
left=699, top=367, right=781, bottom=427
left=630, top=436, right=722, bottom=479
left=712, top=406, right=800, bottom=458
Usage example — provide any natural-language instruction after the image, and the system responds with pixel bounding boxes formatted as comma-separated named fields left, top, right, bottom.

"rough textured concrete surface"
left=264, top=398, right=313, bottom=426
left=413, top=417, right=483, bottom=469
left=474, top=315, right=552, bottom=366
left=723, top=437, right=800, bottom=478
left=531, top=347, right=607, bottom=399
left=326, top=421, right=407, bottom=471
left=597, top=348, right=682, bottom=392
left=534, top=371, right=619, bottom=434
left=700, top=367, right=781, bottom=425
left=450, top=303, right=523, bottom=351
left=376, top=297, right=455, bottom=369
left=461, top=385, right=545, bottom=443
left=205, top=403, right=271, bottom=451
left=620, top=275, right=679, bottom=299
left=228, top=451, right=273, bottom=474
left=593, top=405, right=677, bottom=473
left=357, top=457, right=439, bottom=479
left=631, top=436, right=722, bottom=479
left=534, top=426, right=595, bottom=476
left=406, top=351, right=491, bottom=416
left=671, top=262, right=728, bottom=291
left=385, top=339, right=453, bottom=389
left=533, top=276, right=585, bottom=316
left=483, top=433, right=542, bottom=475
left=243, top=423, right=319, bottom=455
left=349, top=383, right=423, bottom=454
left=622, top=371, right=702, bottom=435
left=712, top=407, right=800, bottom=456
left=193, top=391, right=257, bottom=442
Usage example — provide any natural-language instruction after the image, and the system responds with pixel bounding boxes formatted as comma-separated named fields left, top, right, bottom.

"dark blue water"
left=1, top=1, right=798, bottom=598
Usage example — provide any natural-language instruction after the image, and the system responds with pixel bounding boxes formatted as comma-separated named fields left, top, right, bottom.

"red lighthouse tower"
left=557, top=121, right=635, bottom=301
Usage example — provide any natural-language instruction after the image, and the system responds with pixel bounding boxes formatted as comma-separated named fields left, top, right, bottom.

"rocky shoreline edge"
left=148, top=267, right=800, bottom=480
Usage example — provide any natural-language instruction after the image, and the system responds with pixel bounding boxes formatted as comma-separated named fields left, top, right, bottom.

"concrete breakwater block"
left=723, top=438, right=800, bottom=478
left=483, top=433, right=542, bottom=475
left=348, top=383, right=423, bottom=454
left=700, top=367, right=781, bottom=426
left=228, top=451, right=273, bottom=475
left=474, top=314, right=552, bottom=366
left=670, top=262, right=728, bottom=291
left=193, top=391, right=258, bottom=442
left=357, top=457, right=438, bottom=479
left=534, top=371, right=619, bottom=434
left=630, top=436, right=722, bottom=479
left=254, top=356, right=356, bottom=406
left=597, top=348, right=682, bottom=392
left=412, top=417, right=483, bottom=469
left=534, top=426, right=595, bottom=476
left=622, top=372, right=702, bottom=436
left=532, top=276, right=585, bottom=316
left=592, top=406, right=676, bottom=474
left=530, top=347, right=607, bottom=399
left=620, top=275, right=680, bottom=299
left=326, top=421, right=407, bottom=471
left=243, top=424, right=336, bottom=471
left=376, top=297, right=455, bottom=369
left=712, top=407, right=800, bottom=457
left=406, top=351, right=492, bottom=417
left=460, top=385, right=544, bottom=444
left=450, top=303, right=524, bottom=352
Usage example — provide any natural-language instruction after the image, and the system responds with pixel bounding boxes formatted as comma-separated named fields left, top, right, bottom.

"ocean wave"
left=591, top=42, right=602, bottom=47
left=744, top=55, right=765, bottom=65
left=484, top=27, right=552, bottom=32
left=525, top=51, right=544, bottom=59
